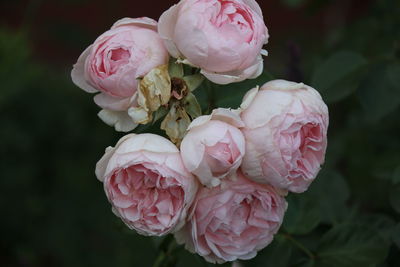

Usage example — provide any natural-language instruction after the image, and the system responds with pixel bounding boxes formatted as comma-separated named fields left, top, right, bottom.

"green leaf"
left=168, top=58, right=184, bottom=78
left=244, top=234, right=293, bottom=267
left=389, top=184, right=400, bottom=213
left=392, top=165, right=400, bottom=185
left=294, top=260, right=315, bottom=267
left=316, top=223, right=390, bottom=267
left=175, top=247, right=219, bottom=267
left=358, top=62, right=400, bottom=122
left=183, top=74, right=205, bottom=92
left=283, top=194, right=321, bottom=235
left=184, top=93, right=202, bottom=119
left=393, top=223, right=400, bottom=249
left=311, top=51, right=367, bottom=103
left=152, top=106, right=168, bottom=124
left=215, top=71, right=273, bottom=109
left=307, top=169, right=350, bottom=224
left=358, top=214, right=396, bottom=244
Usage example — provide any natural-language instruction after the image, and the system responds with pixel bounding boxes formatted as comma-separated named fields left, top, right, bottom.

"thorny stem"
left=281, top=233, right=315, bottom=260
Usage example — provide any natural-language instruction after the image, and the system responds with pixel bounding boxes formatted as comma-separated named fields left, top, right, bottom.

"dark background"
left=1, top=0, right=399, bottom=266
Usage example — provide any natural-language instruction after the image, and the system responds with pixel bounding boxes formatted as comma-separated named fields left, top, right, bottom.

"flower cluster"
left=71, top=0, right=329, bottom=264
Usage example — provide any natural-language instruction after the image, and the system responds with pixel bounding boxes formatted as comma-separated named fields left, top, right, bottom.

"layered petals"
left=175, top=171, right=287, bottom=263
left=96, top=134, right=198, bottom=236
left=181, top=109, right=245, bottom=187
left=158, top=0, right=268, bottom=84
left=71, top=17, right=169, bottom=131
left=240, top=80, right=329, bottom=193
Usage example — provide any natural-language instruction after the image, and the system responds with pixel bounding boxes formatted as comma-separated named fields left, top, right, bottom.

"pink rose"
left=158, top=0, right=268, bottom=84
left=175, top=171, right=287, bottom=264
left=95, top=134, right=198, bottom=236
left=180, top=108, right=245, bottom=187
left=240, top=80, right=329, bottom=193
left=71, top=17, right=169, bottom=132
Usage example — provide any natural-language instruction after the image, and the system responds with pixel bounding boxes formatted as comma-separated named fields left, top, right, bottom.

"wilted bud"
left=161, top=101, right=192, bottom=145
left=128, top=64, right=171, bottom=124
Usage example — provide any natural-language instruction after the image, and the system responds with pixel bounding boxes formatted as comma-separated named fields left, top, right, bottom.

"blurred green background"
left=0, top=0, right=399, bottom=266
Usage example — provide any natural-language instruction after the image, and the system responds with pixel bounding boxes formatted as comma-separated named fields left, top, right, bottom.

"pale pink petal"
left=112, top=17, right=157, bottom=30
left=98, top=109, right=137, bottom=132
left=71, top=45, right=98, bottom=93
left=158, top=4, right=181, bottom=58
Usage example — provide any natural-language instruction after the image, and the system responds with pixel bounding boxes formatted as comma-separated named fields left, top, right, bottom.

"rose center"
left=108, top=164, right=184, bottom=231
left=279, top=121, right=324, bottom=178
left=210, top=0, right=254, bottom=42
left=110, top=47, right=130, bottom=62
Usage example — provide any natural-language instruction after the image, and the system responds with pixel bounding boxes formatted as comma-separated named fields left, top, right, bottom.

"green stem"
left=152, top=236, right=178, bottom=267
left=152, top=251, right=166, bottom=267
left=282, top=233, right=315, bottom=260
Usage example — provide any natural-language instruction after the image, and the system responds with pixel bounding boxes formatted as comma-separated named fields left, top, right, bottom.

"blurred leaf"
left=392, top=165, right=400, bottom=185
left=357, top=214, right=396, bottom=246
left=294, top=260, right=315, bottom=267
left=316, top=223, right=390, bottom=267
left=389, top=184, right=400, bottom=213
left=184, top=93, right=202, bottom=119
left=393, top=224, right=400, bottom=249
left=184, top=74, right=205, bottom=92
left=169, top=58, right=184, bottom=78
left=307, top=169, right=350, bottom=224
left=214, top=71, right=273, bottom=108
left=244, top=234, right=293, bottom=267
left=175, top=247, right=224, bottom=267
left=283, top=195, right=321, bottom=235
left=358, top=62, right=400, bottom=122
left=311, top=51, right=367, bottom=103
left=152, top=106, right=168, bottom=124
left=281, top=0, right=307, bottom=8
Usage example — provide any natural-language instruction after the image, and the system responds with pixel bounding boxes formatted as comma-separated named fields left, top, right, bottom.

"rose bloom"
left=71, top=17, right=169, bottom=132
left=175, top=171, right=287, bottom=264
left=95, top=134, right=198, bottom=236
left=180, top=108, right=245, bottom=187
left=240, top=80, right=329, bottom=193
left=158, top=0, right=268, bottom=84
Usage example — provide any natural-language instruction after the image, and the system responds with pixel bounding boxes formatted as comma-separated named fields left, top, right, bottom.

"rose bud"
left=95, top=134, right=198, bottom=236
left=180, top=108, right=245, bottom=187
left=240, top=80, right=329, bottom=193
left=158, top=0, right=269, bottom=85
left=175, top=171, right=287, bottom=264
left=71, top=17, right=169, bottom=132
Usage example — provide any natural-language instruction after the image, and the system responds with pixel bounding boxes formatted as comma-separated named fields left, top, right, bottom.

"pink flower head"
left=71, top=18, right=169, bottom=132
left=240, top=80, right=329, bottom=193
left=95, top=134, right=198, bottom=236
left=181, top=108, right=245, bottom=187
left=175, top=171, right=287, bottom=264
left=159, top=0, right=268, bottom=84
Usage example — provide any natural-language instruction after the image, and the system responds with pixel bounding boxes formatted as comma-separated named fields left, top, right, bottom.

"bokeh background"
left=1, top=0, right=399, bottom=266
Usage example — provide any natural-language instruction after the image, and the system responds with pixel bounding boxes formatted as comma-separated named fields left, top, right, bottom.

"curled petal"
left=158, top=5, right=181, bottom=58
left=71, top=45, right=98, bottom=93
left=201, top=56, right=264, bottom=85
left=94, top=93, right=136, bottom=111
left=112, top=17, right=158, bottom=30
left=98, top=109, right=137, bottom=132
